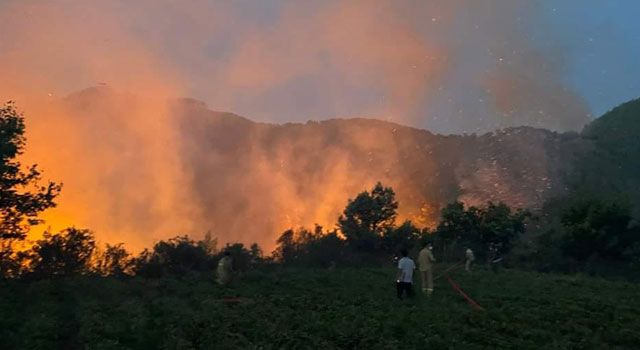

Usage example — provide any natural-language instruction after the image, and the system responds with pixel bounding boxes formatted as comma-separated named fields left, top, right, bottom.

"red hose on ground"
left=445, top=274, right=485, bottom=311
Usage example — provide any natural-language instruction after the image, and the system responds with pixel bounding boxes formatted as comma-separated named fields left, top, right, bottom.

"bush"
left=29, top=228, right=96, bottom=278
left=93, top=243, right=135, bottom=277
left=134, top=236, right=213, bottom=277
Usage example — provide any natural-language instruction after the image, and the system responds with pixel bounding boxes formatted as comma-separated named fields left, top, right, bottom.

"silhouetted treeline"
left=1, top=184, right=639, bottom=280
left=271, top=183, right=640, bottom=276
left=3, top=100, right=640, bottom=280
left=271, top=183, right=532, bottom=268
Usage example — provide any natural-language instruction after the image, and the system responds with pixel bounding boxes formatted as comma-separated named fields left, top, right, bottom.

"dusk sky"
left=1, top=0, right=639, bottom=134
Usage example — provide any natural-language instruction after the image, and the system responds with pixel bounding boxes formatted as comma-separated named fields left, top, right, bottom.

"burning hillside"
left=21, top=87, right=583, bottom=251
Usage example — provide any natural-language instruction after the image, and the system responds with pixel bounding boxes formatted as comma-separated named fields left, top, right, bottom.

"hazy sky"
left=1, top=0, right=639, bottom=134
left=546, top=1, right=640, bottom=119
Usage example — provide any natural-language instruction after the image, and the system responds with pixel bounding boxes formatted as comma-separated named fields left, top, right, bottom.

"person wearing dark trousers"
left=396, top=248, right=415, bottom=299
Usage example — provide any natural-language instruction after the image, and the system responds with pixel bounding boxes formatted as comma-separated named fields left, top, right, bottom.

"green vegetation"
left=574, top=98, right=640, bottom=210
left=1, top=267, right=639, bottom=349
left=2, top=99, right=640, bottom=348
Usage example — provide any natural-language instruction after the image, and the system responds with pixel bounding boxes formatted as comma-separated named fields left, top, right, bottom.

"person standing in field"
left=418, top=242, right=436, bottom=295
left=465, top=247, right=475, bottom=272
left=486, top=243, right=497, bottom=267
left=216, top=251, right=233, bottom=286
left=396, top=249, right=415, bottom=299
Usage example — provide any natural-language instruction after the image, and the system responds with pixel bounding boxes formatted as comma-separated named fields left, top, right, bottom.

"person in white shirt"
left=396, top=249, right=415, bottom=299
left=465, top=247, right=475, bottom=272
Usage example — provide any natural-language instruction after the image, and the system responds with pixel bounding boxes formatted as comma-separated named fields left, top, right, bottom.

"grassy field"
left=1, top=266, right=639, bottom=349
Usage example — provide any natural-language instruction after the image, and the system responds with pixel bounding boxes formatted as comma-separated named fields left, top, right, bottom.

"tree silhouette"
left=560, top=196, right=637, bottom=261
left=478, top=202, right=530, bottom=256
left=30, top=228, right=96, bottom=278
left=436, top=201, right=480, bottom=260
left=434, top=201, right=529, bottom=261
left=134, top=236, right=211, bottom=277
left=381, top=220, right=420, bottom=254
left=0, top=102, right=62, bottom=277
left=274, top=229, right=297, bottom=264
left=338, top=182, right=398, bottom=251
left=94, top=243, right=134, bottom=277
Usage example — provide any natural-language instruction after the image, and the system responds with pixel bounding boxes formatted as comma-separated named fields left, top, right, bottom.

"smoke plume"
left=0, top=1, right=591, bottom=250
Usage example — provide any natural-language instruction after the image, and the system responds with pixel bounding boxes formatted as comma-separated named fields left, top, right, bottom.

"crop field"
left=1, top=267, right=639, bottom=349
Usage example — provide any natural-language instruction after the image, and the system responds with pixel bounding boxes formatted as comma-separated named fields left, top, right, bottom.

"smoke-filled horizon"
left=14, top=86, right=576, bottom=252
left=1, top=0, right=639, bottom=251
left=2, top=1, right=639, bottom=133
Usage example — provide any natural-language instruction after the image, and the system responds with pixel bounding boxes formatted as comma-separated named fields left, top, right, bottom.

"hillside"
left=174, top=98, right=582, bottom=244
left=34, top=88, right=638, bottom=248
left=573, top=98, right=640, bottom=208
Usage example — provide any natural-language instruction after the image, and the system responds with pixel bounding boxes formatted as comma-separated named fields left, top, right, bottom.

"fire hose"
left=436, top=260, right=485, bottom=311
left=444, top=273, right=485, bottom=311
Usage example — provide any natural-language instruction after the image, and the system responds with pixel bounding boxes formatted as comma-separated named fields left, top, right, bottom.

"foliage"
left=435, top=201, right=481, bottom=260
left=1, top=268, right=639, bottom=349
left=273, top=225, right=346, bottom=267
left=217, top=242, right=260, bottom=272
left=560, top=195, right=639, bottom=262
left=338, top=182, right=398, bottom=251
left=478, top=202, right=530, bottom=255
left=93, top=243, right=135, bottom=277
left=132, top=235, right=263, bottom=277
left=134, top=236, right=212, bottom=277
left=273, top=198, right=534, bottom=267
left=380, top=220, right=421, bottom=254
left=574, top=98, right=640, bottom=215
left=29, top=228, right=96, bottom=278
left=197, top=230, right=218, bottom=255
left=433, top=201, right=529, bottom=262
left=0, top=102, right=62, bottom=277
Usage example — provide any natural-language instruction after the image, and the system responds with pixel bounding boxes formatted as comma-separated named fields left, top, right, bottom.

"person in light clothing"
left=216, top=251, right=233, bottom=286
left=418, top=242, right=436, bottom=295
left=465, top=247, right=475, bottom=272
left=396, top=249, right=415, bottom=299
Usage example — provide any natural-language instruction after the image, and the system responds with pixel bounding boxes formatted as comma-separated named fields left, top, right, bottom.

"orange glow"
left=0, top=1, right=449, bottom=253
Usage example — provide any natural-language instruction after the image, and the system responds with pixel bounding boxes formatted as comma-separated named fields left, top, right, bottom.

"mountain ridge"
left=42, top=86, right=637, bottom=247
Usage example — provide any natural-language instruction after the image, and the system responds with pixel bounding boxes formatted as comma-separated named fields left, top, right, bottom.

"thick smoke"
left=0, top=1, right=591, bottom=250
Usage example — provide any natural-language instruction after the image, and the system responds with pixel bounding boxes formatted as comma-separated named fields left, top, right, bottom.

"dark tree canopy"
left=94, top=243, right=135, bottom=277
left=134, top=236, right=212, bottom=277
left=560, top=196, right=638, bottom=261
left=30, top=228, right=96, bottom=277
left=0, top=102, right=61, bottom=241
left=338, top=182, right=398, bottom=250
left=479, top=202, right=530, bottom=253
left=273, top=225, right=345, bottom=267
left=434, top=201, right=529, bottom=261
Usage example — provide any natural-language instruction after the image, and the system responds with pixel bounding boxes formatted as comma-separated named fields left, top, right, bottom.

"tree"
left=381, top=220, right=420, bottom=254
left=30, top=228, right=96, bottom=278
left=272, top=225, right=346, bottom=267
left=338, top=182, right=398, bottom=251
left=434, top=201, right=529, bottom=261
left=560, top=196, right=638, bottom=262
left=273, top=228, right=297, bottom=264
left=478, top=202, right=530, bottom=256
left=134, top=235, right=211, bottom=277
left=197, top=230, right=218, bottom=255
left=435, top=201, right=481, bottom=261
left=0, top=102, right=62, bottom=276
left=249, top=243, right=263, bottom=263
left=94, top=243, right=134, bottom=277
left=219, top=243, right=254, bottom=271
